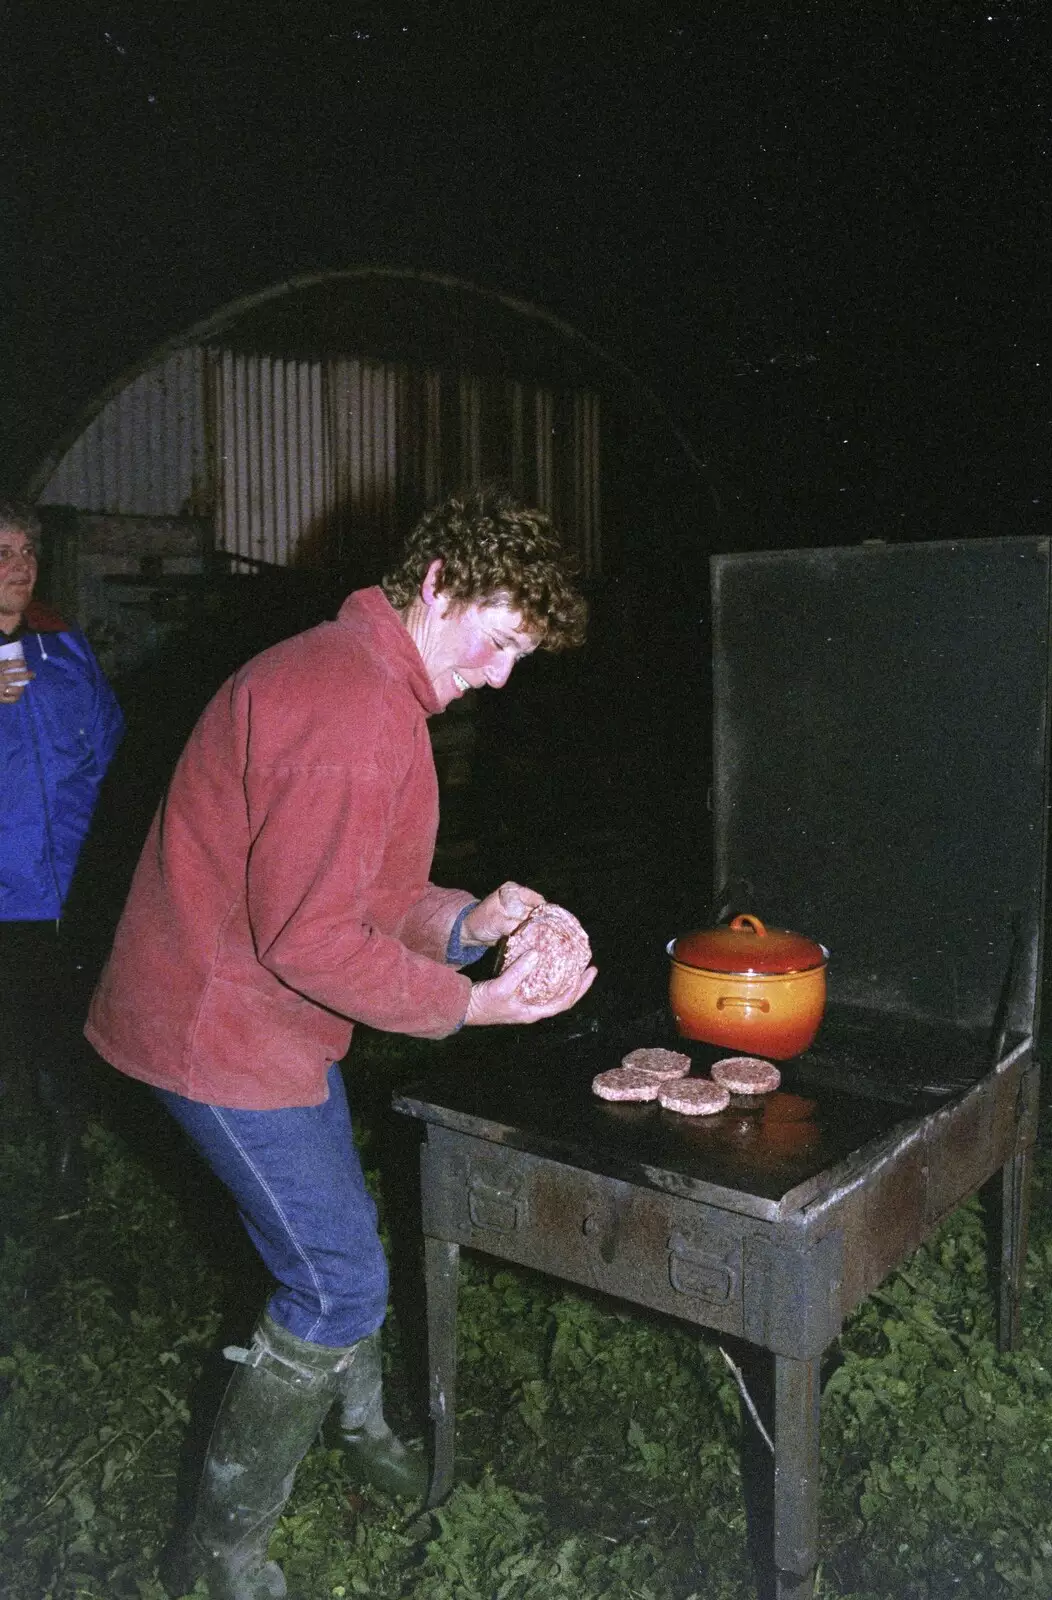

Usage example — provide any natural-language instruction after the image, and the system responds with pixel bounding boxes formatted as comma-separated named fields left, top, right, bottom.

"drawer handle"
left=667, top=1230, right=739, bottom=1304
left=668, top=1256, right=734, bottom=1302
left=468, top=1184, right=526, bottom=1233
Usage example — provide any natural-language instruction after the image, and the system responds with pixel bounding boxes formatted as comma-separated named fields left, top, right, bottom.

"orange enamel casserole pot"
left=666, top=913, right=828, bottom=1060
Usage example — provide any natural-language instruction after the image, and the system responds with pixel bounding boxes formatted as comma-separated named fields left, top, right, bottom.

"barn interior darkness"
left=2, top=1, right=1046, bottom=982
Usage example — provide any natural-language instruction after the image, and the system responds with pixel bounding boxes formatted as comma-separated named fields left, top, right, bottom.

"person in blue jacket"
left=0, top=499, right=124, bottom=1186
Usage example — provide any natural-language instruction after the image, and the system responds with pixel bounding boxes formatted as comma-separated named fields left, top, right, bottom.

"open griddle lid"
left=709, top=537, right=1052, bottom=1046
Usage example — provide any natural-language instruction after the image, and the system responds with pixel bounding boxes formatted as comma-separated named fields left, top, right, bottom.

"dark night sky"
left=2, top=0, right=1048, bottom=547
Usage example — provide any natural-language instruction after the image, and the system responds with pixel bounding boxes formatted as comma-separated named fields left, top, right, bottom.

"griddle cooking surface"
left=396, top=1006, right=995, bottom=1206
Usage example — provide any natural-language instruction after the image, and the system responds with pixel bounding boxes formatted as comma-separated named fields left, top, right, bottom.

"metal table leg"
left=770, top=1350, right=818, bottom=1587
left=998, top=1145, right=1033, bottom=1352
left=772, top=1353, right=822, bottom=1600
left=740, top=1346, right=822, bottom=1600
left=423, top=1235, right=460, bottom=1509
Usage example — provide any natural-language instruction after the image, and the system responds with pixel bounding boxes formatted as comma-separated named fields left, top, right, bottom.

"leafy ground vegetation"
left=3, top=1032, right=1052, bottom=1600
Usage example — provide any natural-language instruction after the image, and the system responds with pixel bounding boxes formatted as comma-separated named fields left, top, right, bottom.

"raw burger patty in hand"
left=620, top=1047, right=691, bottom=1079
left=658, top=1079, right=732, bottom=1116
left=592, top=1067, right=664, bottom=1102
left=710, top=1056, right=782, bottom=1095
left=501, top=903, right=592, bottom=1003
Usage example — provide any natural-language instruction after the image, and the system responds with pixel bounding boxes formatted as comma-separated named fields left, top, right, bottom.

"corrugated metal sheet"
left=37, top=344, right=601, bottom=575
left=213, top=350, right=331, bottom=568
left=327, top=356, right=399, bottom=562
left=574, top=390, right=601, bottom=576
left=38, top=347, right=209, bottom=516
left=534, top=387, right=554, bottom=517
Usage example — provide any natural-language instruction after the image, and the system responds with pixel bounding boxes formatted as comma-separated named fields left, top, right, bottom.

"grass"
left=3, top=1029, right=1052, bottom=1600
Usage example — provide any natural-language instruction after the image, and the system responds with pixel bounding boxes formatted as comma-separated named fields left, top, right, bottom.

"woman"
left=0, top=499, right=123, bottom=1185
left=86, top=486, right=596, bottom=1600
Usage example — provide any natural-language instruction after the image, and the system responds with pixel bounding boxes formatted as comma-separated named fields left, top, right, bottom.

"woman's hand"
left=0, top=657, right=33, bottom=705
left=462, top=949, right=597, bottom=1027
left=459, top=881, right=545, bottom=947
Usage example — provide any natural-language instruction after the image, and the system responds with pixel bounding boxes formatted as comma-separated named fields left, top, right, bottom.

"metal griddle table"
left=394, top=537, right=1051, bottom=1599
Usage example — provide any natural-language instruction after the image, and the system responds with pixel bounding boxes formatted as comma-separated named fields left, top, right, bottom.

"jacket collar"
left=24, top=599, right=69, bottom=633
left=337, top=587, right=443, bottom=716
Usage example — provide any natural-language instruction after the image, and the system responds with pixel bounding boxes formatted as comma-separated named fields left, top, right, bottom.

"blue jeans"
left=154, top=1065, right=388, bottom=1346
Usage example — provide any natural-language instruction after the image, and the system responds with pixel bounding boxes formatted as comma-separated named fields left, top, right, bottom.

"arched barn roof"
left=28, top=266, right=706, bottom=502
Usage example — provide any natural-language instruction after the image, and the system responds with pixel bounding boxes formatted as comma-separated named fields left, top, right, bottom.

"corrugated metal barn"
left=27, top=268, right=708, bottom=683
left=35, top=319, right=602, bottom=579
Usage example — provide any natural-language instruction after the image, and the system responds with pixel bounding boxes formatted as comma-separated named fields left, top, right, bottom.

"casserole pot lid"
left=672, top=913, right=826, bottom=974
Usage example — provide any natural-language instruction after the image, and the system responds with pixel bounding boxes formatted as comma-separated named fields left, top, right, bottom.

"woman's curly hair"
left=381, top=485, right=587, bottom=651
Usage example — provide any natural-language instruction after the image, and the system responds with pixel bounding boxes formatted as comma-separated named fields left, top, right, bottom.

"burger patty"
left=500, top=902, right=592, bottom=1003
left=658, top=1079, right=732, bottom=1116
left=710, top=1056, right=782, bottom=1095
left=592, top=1066, right=664, bottom=1101
left=620, top=1047, right=692, bottom=1079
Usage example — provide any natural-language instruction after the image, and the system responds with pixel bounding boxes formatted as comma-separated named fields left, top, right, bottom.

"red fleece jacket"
left=85, top=588, right=477, bottom=1108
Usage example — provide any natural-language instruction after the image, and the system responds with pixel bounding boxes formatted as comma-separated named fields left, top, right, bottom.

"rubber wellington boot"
left=165, top=1313, right=357, bottom=1600
left=335, top=1329, right=429, bottom=1503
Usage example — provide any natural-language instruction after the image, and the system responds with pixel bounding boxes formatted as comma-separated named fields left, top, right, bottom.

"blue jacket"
left=0, top=604, right=124, bottom=921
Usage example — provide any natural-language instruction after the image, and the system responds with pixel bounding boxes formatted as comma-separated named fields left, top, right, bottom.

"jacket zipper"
left=23, top=642, right=65, bottom=920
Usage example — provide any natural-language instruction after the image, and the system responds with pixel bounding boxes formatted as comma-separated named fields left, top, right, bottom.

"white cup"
left=0, top=639, right=30, bottom=697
